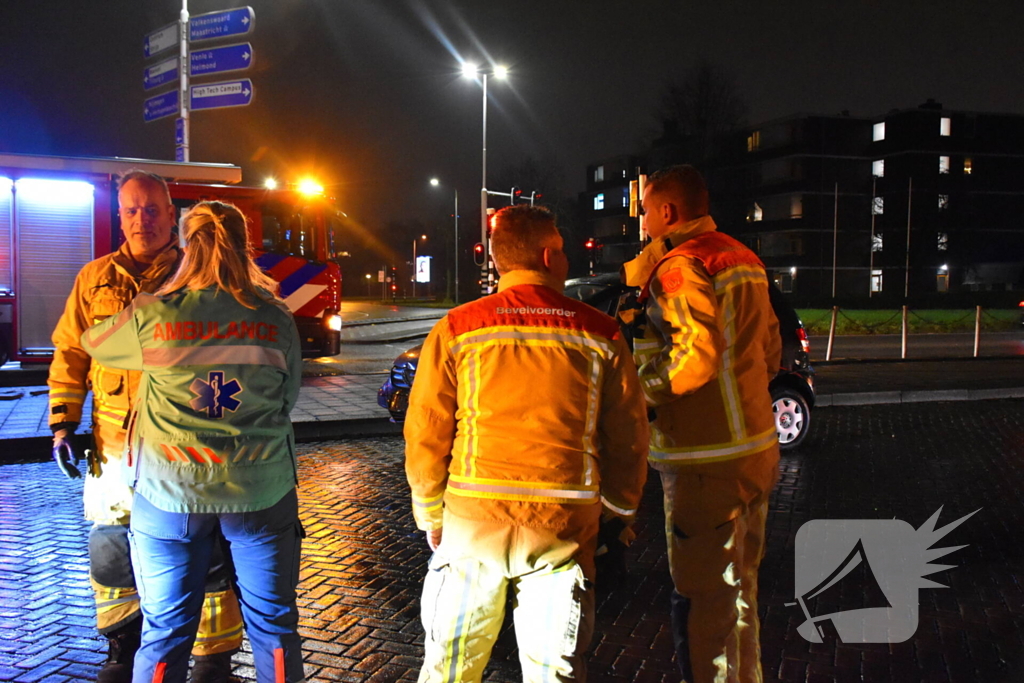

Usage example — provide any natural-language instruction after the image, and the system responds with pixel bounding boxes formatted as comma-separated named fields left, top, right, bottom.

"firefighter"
left=80, top=200, right=305, bottom=683
left=622, top=165, right=781, bottom=683
left=48, top=172, right=243, bottom=683
left=405, top=204, right=649, bottom=682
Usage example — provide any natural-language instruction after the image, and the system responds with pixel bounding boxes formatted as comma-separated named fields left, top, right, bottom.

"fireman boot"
left=190, top=651, right=239, bottom=683
left=96, top=619, right=141, bottom=683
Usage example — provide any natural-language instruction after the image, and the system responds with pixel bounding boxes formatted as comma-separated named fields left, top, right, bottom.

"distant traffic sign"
left=190, top=79, right=254, bottom=111
left=191, top=43, right=253, bottom=77
left=175, top=146, right=186, bottom=162
left=144, top=22, right=178, bottom=58
left=175, top=118, right=185, bottom=145
left=144, top=91, right=179, bottom=122
left=144, top=56, right=179, bottom=91
left=190, top=7, right=254, bottom=42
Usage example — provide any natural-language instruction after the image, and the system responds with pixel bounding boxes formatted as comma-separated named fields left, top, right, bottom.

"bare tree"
left=658, top=60, right=748, bottom=163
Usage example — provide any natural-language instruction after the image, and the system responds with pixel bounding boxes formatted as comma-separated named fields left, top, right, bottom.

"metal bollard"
left=973, top=305, right=982, bottom=358
left=901, top=306, right=908, bottom=359
left=826, top=306, right=838, bottom=361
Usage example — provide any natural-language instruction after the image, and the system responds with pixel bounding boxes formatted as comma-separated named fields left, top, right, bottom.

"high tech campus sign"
left=142, top=6, right=256, bottom=161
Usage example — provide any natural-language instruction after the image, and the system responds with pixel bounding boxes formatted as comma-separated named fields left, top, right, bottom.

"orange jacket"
left=48, top=242, right=180, bottom=432
left=623, top=216, right=781, bottom=467
left=404, top=270, right=649, bottom=533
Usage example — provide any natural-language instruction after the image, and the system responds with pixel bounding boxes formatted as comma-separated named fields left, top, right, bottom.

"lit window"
left=593, top=193, right=604, bottom=210
left=871, top=269, right=883, bottom=293
left=940, top=117, right=951, bottom=136
left=937, top=232, right=948, bottom=251
left=872, top=160, right=885, bottom=177
left=747, top=202, right=763, bottom=222
left=593, top=166, right=604, bottom=183
left=747, top=131, right=761, bottom=152
left=790, top=195, right=803, bottom=218
left=938, top=194, right=949, bottom=210
left=873, top=122, right=885, bottom=141
left=939, top=156, right=950, bottom=174
left=872, top=233, right=883, bottom=252
left=622, top=187, right=629, bottom=208
left=963, top=158, right=972, bottom=175
left=872, top=197, right=884, bottom=215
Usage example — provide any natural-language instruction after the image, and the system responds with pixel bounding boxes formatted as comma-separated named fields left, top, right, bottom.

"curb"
left=816, top=386, right=1024, bottom=407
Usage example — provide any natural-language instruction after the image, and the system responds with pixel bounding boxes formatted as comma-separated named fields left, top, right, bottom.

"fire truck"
left=0, top=152, right=346, bottom=365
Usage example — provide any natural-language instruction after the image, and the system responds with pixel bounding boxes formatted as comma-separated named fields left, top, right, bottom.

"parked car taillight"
left=797, top=327, right=810, bottom=354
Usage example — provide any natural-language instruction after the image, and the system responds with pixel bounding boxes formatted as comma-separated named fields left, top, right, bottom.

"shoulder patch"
left=660, top=267, right=684, bottom=295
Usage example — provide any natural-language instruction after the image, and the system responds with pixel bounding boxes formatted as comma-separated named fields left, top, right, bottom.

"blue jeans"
left=129, top=489, right=305, bottom=683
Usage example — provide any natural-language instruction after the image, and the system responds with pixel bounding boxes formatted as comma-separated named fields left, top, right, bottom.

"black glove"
left=52, top=435, right=82, bottom=479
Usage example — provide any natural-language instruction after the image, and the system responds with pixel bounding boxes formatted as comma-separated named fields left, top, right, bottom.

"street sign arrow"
left=190, top=6, right=255, bottom=43
left=143, top=56, right=179, bottom=91
left=190, top=79, right=254, bottom=111
left=175, top=118, right=185, bottom=145
left=144, top=22, right=178, bottom=58
left=190, top=42, right=254, bottom=77
left=144, top=91, right=180, bottom=122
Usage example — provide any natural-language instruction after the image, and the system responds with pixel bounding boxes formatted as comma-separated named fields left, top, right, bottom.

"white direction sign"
left=190, top=79, right=254, bottom=111
left=144, top=22, right=178, bottom=58
left=144, top=56, right=179, bottom=91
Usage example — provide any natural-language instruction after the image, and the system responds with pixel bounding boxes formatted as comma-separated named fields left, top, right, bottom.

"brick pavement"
left=2, top=399, right=1023, bottom=682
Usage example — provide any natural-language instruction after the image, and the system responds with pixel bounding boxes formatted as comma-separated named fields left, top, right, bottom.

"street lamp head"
left=264, top=177, right=278, bottom=190
left=421, top=234, right=428, bottom=240
left=430, top=178, right=440, bottom=187
left=493, top=65, right=509, bottom=80
left=461, top=62, right=478, bottom=78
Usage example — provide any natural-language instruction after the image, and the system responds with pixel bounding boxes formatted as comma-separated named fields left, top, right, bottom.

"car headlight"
left=324, top=314, right=342, bottom=332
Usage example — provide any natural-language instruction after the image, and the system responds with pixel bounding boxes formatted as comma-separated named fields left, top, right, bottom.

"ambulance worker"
left=80, top=201, right=305, bottom=683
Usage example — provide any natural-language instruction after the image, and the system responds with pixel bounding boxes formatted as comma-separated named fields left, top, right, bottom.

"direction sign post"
left=190, top=42, right=253, bottom=77
left=144, top=22, right=178, bottom=58
left=144, top=56, right=179, bottom=91
left=190, top=79, right=254, bottom=111
left=190, top=7, right=254, bottom=42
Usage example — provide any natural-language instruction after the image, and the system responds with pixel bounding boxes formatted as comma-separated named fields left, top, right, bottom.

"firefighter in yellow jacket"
left=48, top=171, right=242, bottom=683
left=405, top=205, right=649, bottom=682
left=622, top=166, right=781, bottom=683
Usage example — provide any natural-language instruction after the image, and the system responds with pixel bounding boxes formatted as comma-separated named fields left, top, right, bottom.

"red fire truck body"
left=0, top=153, right=344, bottom=365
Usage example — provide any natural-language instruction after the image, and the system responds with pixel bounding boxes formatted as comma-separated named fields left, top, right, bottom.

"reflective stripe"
left=713, top=266, right=767, bottom=294
left=142, top=345, right=287, bottom=370
left=95, top=410, right=128, bottom=427
left=600, top=495, right=637, bottom=518
left=152, top=661, right=167, bottom=683
left=413, top=492, right=444, bottom=509
left=448, top=475, right=598, bottom=501
left=581, top=354, right=601, bottom=485
left=650, top=427, right=778, bottom=463
left=446, top=563, right=475, bottom=681
left=718, top=288, right=745, bottom=439
left=49, top=390, right=86, bottom=402
left=451, top=326, right=615, bottom=359
left=274, top=648, right=285, bottom=683
left=194, top=622, right=243, bottom=643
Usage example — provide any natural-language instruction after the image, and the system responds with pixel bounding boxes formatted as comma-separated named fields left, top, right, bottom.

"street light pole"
left=412, top=238, right=417, bottom=299
left=480, top=71, right=489, bottom=295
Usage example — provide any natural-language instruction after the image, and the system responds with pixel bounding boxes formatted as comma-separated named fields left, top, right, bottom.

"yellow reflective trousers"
left=418, top=513, right=596, bottom=683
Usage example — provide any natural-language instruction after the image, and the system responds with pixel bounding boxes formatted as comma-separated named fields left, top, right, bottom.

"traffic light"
left=473, top=243, right=485, bottom=266
left=584, top=238, right=595, bottom=250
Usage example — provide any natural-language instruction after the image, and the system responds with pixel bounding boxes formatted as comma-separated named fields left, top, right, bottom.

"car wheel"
left=772, top=387, right=810, bottom=451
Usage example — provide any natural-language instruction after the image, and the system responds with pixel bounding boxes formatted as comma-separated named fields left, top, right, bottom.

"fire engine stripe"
left=203, top=448, right=223, bottom=464
left=282, top=283, right=327, bottom=314
left=143, top=345, right=287, bottom=370
left=278, top=262, right=328, bottom=298
left=254, top=252, right=286, bottom=271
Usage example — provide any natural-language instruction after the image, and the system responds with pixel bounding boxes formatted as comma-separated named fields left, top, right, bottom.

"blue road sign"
left=144, top=22, right=177, bottom=58
left=176, top=146, right=186, bottom=162
left=144, top=56, right=179, bottom=91
left=175, top=118, right=185, bottom=145
left=190, top=7, right=255, bottom=42
left=144, top=91, right=179, bottom=122
left=191, top=43, right=253, bottom=77
left=190, top=79, right=254, bottom=111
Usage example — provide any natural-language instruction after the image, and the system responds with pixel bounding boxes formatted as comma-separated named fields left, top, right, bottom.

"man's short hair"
left=646, top=165, right=709, bottom=218
left=117, top=169, right=172, bottom=204
left=490, top=205, right=559, bottom=273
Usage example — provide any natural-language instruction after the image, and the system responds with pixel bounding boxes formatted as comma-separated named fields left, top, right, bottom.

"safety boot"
left=96, top=620, right=141, bottom=683
left=190, top=651, right=239, bottom=683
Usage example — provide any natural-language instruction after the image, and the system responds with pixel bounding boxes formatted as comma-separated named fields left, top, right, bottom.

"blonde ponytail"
left=158, top=201, right=279, bottom=309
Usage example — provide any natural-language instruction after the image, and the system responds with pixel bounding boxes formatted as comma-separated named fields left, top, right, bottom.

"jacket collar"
left=112, top=240, right=180, bottom=283
left=497, top=269, right=564, bottom=294
left=621, top=215, right=718, bottom=287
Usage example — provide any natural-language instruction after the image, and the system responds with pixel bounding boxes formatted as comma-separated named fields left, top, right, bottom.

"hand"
left=52, top=431, right=82, bottom=479
left=426, top=528, right=442, bottom=552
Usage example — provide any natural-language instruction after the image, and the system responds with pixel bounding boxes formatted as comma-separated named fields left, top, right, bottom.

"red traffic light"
left=584, top=239, right=595, bottom=250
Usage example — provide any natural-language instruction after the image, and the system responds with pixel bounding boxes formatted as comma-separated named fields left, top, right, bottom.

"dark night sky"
left=2, top=0, right=1023, bottom=233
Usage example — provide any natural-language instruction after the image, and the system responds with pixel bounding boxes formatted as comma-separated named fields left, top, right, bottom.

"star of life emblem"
left=189, top=370, right=243, bottom=418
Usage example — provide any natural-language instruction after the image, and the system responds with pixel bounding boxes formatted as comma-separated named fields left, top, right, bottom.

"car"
left=378, top=273, right=816, bottom=450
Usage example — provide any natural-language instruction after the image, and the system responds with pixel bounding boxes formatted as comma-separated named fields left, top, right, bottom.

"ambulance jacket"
left=622, top=216, right=781, bottom=468
left=404, top=270, right=649, bottom=533
left=49, top=242, right=181, bottom=433
left=81, top=286, right=303, bottom=514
